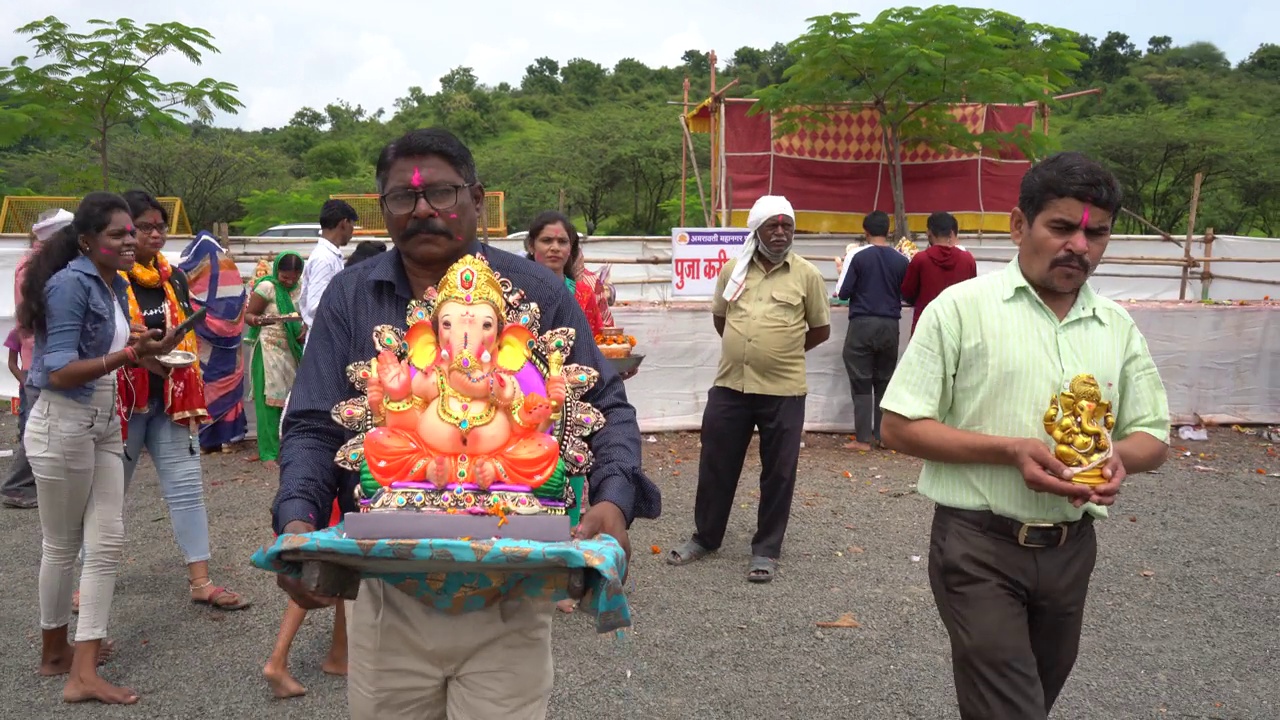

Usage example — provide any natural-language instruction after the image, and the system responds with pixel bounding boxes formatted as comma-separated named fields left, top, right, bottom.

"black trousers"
left=928, top=505, right=1097, bottom=720
left=842, top=315, right=900, bottom=443
left=692, top=386, right=805, bottom=558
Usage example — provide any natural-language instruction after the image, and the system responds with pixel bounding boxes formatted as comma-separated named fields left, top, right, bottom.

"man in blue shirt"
left=272, top=128, right=660, bottom=719
left=837, top=211, right=909, bottom=451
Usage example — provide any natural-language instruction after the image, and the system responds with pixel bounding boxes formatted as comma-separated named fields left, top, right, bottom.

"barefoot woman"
left=19, top=192, right=180, bottom=704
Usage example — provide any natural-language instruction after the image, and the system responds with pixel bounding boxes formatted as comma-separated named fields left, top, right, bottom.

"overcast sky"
left=1, top=1, right=1273, bottom=130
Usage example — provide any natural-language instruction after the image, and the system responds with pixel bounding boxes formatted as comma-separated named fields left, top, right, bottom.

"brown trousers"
left=347, top=580, right=555, bottom=720
left=928, top=505, right=1097, bottom=720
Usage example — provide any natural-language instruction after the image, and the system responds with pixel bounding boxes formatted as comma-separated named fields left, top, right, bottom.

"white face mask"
left=755, top=230, right=791, bottom=264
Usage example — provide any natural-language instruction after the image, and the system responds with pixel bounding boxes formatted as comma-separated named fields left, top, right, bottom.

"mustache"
left=1051, top=254, right=1090, bottom=272
left=404, top=219, right=453, bottom=239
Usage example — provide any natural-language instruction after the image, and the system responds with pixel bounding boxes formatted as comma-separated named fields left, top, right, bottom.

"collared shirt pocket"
left=765, top=289, right=803, bottom=324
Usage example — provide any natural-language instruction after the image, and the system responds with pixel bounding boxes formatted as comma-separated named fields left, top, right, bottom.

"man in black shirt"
left=837, top=211, right=909, bottom=451
left=272, top=128, right=660, bottom=719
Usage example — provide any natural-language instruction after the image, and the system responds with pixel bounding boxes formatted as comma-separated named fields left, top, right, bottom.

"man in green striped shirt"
left=880, top=152, right=1170, bottom=720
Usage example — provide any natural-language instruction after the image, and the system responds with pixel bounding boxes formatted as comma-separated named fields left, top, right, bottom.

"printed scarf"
left=119, top=252, right=209, bottom=423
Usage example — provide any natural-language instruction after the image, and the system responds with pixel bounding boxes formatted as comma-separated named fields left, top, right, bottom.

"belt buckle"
left=1017, top=522, right=1067, bottom=548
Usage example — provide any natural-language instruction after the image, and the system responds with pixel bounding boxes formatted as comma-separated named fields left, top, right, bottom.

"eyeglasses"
left=135, top=222, right=166, bottom=236
left=380, top=184, right=474, bottom=215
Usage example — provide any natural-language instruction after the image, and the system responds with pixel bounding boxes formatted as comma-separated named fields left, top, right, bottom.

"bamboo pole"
left=1179, top=172, right=1204, bottom=300
left=679, top=115, right=713, bottom=227
left=1189, top=272, right=1280, bottom=287
left=1120, top=208, right=1180, bottom=247
left=1201, top=228, right=1215, bottom=301
left=680, top=78, right=690, bottom=227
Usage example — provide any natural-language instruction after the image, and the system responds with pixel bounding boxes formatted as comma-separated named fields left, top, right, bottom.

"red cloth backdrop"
left=715, top=99, right=1037, bottom=234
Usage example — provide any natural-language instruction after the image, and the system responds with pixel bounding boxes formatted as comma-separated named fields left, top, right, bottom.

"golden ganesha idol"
left=1043, top=373, right=1116, bottom=486
left=327, top=254, right=605, bottom=532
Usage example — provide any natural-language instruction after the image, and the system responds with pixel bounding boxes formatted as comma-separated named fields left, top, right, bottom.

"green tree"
left=235, top=178, right=355, bottom=235
left=111, top=127, right=292, bottom=229
left=755, top=7, right=1080, bottom=236
left=1061, top=109, right=1235, bottom=233
left=0, top=16, right=242, bottom=190
left=302, top=140, right=363, bottom=178
left=1240, top=43, right=1280, bottom=82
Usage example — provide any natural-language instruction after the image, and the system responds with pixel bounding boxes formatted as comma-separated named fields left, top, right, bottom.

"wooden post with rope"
left=1200, top=227, right=1216, bottom=301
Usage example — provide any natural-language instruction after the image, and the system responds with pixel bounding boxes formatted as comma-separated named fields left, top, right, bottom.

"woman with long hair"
left=244, top=251, right=306, bottom=467
left=114, top=189, right=251, bottom=611
left=19, top=192, right=179, bottom=704
left=176, top=231, right=248, bottom=453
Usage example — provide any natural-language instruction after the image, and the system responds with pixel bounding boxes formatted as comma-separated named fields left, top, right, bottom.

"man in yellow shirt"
left=666, top=196, right=831, bottom=582
left=880, top=152, right=1170, bottom=720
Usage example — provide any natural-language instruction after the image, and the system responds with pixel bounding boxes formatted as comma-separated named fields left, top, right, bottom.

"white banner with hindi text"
left=670, top=227, right=750, bottom=296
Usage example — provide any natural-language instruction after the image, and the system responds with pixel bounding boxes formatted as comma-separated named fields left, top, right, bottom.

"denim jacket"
left=28, top=255, right=131, bottom=404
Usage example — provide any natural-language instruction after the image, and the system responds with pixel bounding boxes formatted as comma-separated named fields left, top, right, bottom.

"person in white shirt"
left=298, top=199, right=358, bottom=332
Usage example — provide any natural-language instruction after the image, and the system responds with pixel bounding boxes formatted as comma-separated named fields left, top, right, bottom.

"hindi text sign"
left=671, top=228, right=750, bottom=297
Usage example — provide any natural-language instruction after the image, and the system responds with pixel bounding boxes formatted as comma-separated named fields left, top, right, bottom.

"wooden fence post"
left=1200, top=227, right=1215, bottom=301
left=1178, top=172, right=1203, bottom=301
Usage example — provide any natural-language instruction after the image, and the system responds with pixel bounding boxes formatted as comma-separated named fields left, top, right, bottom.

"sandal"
left=666, top=539, right=713, bottom=566
left=190, top=580, right=252, bottom=611
left=747, top=556, right=778, bottom=583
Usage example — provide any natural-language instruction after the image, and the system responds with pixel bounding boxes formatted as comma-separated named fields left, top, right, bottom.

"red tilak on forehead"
left=1080, top=206, right=1090, bottom=227
left=411, top=166, right=423, bottom=187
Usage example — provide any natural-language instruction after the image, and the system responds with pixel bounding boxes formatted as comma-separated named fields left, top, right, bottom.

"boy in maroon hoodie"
left=902, top=211, right=978, bottom=335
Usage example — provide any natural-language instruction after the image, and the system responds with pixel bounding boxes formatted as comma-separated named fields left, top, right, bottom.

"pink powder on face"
left=449, top=213, right=457, bottom=219
left=411, top=166, right=423, bottom=187
left=101, top=248, right=114, bottom=255
left=1080, top=206, right=1090, bottom=228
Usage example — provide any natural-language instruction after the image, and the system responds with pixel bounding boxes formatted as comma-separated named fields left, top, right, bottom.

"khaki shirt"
left=712, top=253, right=831, bottom=396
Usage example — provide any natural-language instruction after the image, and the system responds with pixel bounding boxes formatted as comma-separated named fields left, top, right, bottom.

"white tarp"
left=610, top=303, right=1280, bottom=431
left=1, top=235, right=1277, bottom=430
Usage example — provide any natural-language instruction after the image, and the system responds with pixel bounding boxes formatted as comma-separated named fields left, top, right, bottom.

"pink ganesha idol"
left=328, top=253, right=605, bottom=521
left=361, top=255, right=571, bottom=498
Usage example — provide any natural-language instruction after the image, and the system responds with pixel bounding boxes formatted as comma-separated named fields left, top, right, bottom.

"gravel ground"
left=0, top=416, right=1277, bottom=720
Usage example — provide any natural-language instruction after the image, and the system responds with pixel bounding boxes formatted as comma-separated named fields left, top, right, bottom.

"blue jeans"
left=122, top=398, right=212, bottom=564
left=2, top=384, right=35, bottom=499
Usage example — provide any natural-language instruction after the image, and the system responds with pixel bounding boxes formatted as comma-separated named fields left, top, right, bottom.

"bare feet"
left=321, top=654, right=348, bottom=677
left=425, top=457, right=449, bottom=487
left=63, top=674, right=138, bottom=704
left=40, top=641, right=114, bottom=676
left=263, top=460, right=279, bottom=471
left=474, top=460, right=497, bottom=490
left=263, top=664, right=307, bottom=699
left=843, top=440, right=873, bottom=452
left=556, top=598, right=578, bottom=614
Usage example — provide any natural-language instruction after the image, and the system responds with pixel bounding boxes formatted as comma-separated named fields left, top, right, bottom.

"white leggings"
left=26, top=377, right=125, bottom=642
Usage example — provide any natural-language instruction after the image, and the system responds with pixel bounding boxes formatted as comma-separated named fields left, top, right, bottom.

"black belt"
left=937, top=505, right=1093, bottom=549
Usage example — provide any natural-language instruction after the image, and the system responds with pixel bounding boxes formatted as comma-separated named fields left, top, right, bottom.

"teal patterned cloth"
left=250, top=525, right=631, bottom=633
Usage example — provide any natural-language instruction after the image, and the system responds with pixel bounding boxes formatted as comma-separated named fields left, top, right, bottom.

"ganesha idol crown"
left=328, top=253, right=606, bottom=523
